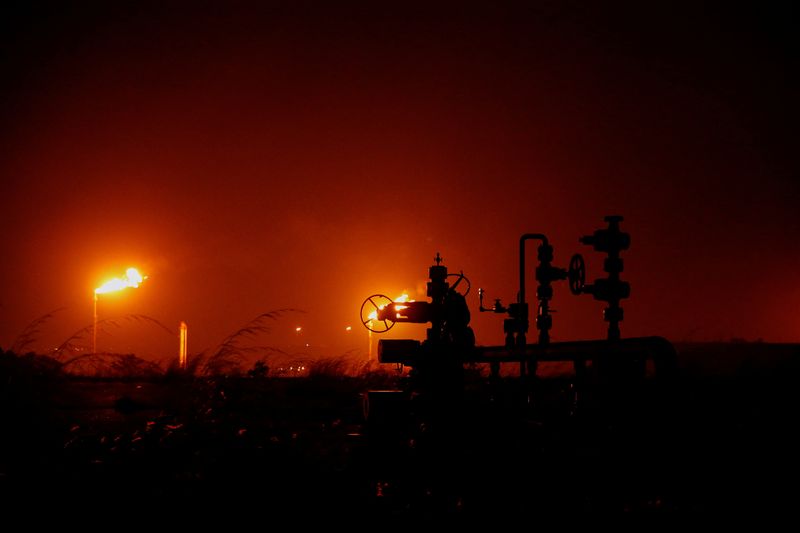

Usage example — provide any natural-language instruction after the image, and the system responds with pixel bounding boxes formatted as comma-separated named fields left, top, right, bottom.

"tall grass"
left=59, top=352, right=163, bottom=378
left=55, top=314, right=174, bottom=360
left=306, top=353, right=402, bottom=389
left=201, top=309, right=301, bottom=376
left=10, top=306, right=398, bottom=383
left=10, top=308, right=66, bottom=354
left=163, top=351, right=205, bottom=378
left=52, top=314, right=174, bottom=377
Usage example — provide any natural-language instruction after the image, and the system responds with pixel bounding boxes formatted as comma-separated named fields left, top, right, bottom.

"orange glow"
left=179, top=321, right=188, bottom=370
left=367, top=293, right=408, bottom=322
left=392, top=294, right=409, bottom=319
left=345, top=326, right=352, bottom=331
left=295, top=326, right=302, bottom=332
left=95, top=267, right=146, bottom=294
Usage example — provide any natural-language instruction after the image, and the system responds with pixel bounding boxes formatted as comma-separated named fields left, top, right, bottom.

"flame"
left=394, top=294, right=410, bottom=318
left=95, top=267, right=146, bottom=294
left=368, top=293, right=409, bottom=322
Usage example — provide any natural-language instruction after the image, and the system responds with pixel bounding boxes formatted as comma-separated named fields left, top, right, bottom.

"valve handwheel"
left=360, top=294, right=396, bottom=333
left=568, top=254, right=586, bottom=295
left=447, top=272, right=471, bottom=297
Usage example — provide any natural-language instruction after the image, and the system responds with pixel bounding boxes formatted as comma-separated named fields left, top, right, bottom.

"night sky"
left=1, top=2, right=797, bottom=361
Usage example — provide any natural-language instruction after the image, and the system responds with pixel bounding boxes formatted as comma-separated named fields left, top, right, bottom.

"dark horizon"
left=2, top=3, right=798, bottom=360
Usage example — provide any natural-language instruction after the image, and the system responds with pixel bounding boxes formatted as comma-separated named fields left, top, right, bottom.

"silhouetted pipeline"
left=474, top=336, right=677, bottom=375
left=379, top=336, right=678, bottom=376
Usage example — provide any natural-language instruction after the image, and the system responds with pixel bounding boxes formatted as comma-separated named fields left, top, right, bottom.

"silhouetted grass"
left=307, top=355, right=350, bottom=377
left=10, top=308, right=66, bottom=354
left=55, top=313, right=175, bottom=361
left=308, top=353, right=398, bottom=378
left=201, top=309, right=301, bottom=376
left=3, top=343, right=800, bottom=513
left=58, top=352, right=162, bottom=379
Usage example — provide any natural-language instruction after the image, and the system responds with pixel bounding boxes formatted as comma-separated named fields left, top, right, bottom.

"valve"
left=577, top=215, right=630, bottom=341
left=360, top=253, right=473, bottom=344
left=479, top=288, right=507, bottom=313
left=447, top=272, right=471, bottom=297
left=360, top=294, right=396, bottom=333
left=579, top=215, right=630, bottom=254
left=481, top=233, right=585, bottom=359
left=568, top=254, right=586, bottom=295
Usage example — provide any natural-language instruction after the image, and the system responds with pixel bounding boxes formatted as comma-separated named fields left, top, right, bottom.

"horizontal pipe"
left=472, top=336, right=675, bottom=364
left=380, top=336, right=678, bottom=373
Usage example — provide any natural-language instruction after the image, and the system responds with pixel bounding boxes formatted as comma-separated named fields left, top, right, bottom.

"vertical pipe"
left=179, top=321, right=188, bottom=370
left=93, top=292, right=98, bottom=355
left=518, top=233, right=548, bottom=306
left=519, top=234, right=547, bottom=376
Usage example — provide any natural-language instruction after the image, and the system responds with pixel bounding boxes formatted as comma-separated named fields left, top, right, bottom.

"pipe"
left=517, top=234, right=548, bottom=376
left=379, top=336, right=678, bottom=378
left=476, top=336, right=678, bottom=381
left=519, top=233, right=548, bottom=306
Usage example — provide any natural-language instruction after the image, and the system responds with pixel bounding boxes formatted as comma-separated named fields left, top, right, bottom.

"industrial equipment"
left=359, top=216, right=677, bottom=415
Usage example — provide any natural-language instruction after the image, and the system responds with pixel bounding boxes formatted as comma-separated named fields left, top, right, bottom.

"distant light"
left=295, top=326, right=302, bottom=332
left=179, top=321, right=188, bottom=370
left=305, top=343, right=309, bottom=347
left=345, top=326, right=352, bottom=331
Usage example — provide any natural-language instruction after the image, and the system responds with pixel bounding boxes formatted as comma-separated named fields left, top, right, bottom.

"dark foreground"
left=2, top=343, right=800, bottom=516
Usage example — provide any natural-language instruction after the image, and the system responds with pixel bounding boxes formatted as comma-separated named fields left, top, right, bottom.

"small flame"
left=367, top=294, right=410, bottom=323
left=95, top=267, right=146, bottom=294
left=394, top=294, right=410, bottom=318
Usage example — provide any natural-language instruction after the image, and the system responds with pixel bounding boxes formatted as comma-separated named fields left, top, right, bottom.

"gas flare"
left=95, top=267, right=146, bottom=294
left=367, top=293, right=410, bottom=321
